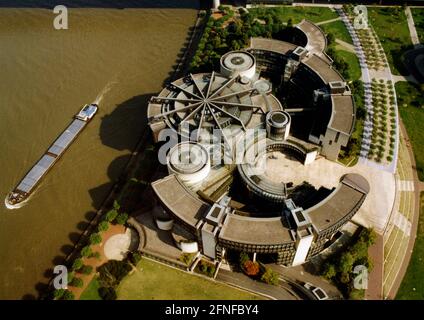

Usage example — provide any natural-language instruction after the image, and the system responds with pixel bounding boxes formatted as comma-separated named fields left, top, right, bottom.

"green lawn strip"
left=80, top=277, right=102, bottom=300
left=337, top=49, right=361, bottom=81
left=411, top=8, right=424, bottom=43
left=116, top=258, right=261, bottom=300
left=396, top=193, right=424, bottom=300
left=368, top=7, right=413, bottom=75
left=320, top=20, right=353, bottom=45
left=250, top=6, right=338, bottom=24
left=396, top=81, right=424, bottom=181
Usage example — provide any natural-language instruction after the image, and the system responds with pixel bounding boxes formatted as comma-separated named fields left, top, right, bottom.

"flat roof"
left=329, top=94, right=355, bottom=134
left=151, top=174, right=210, bottom=227
left=305, top=175, right=368, bottom=232
left=303, top=54, right=344, bottom=84
left=296, top=20, right=330, bottom=62
left=219, top=214, right=294, bottom=245
left=249, top=37, right=297, bottom=55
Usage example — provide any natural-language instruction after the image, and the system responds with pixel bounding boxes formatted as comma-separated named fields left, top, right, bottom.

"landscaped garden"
left=367, top=79, right=397, bottom=165
left=396, top=193, right=424, bottom=300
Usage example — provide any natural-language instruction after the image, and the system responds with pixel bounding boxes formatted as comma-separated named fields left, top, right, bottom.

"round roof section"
left=266, top=110, right=291, bottom=128
left=168, top=142, right=209, bottom=175
left=149, top=72, right=267, bottom=144
left=221, top=51, right=256, bottom=73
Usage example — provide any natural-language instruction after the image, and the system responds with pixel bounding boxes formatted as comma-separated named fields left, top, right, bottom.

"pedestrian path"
left=405, top=6, right=421, bottom=46
left=397, top=180, right=415, bottom=192
left=316, top=17, right=342, bottom=26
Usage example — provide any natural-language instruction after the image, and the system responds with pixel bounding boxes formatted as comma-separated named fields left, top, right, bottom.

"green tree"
left=90, top=233, right=102, bottom=245
left=260, top=268, right=279, bottom=286
left=81, top=265, right=93, bottom=275
left=98, top=221, right=109, bottom=232
left=72, top=258, right=83, bottom=271
left=53, top=289, right=66, bottom=300
left=105, top=209, right=118, bottom=223
left=116, top=213, right=129, bottom=225
left=62, top=290, right=75, bottom=300
left=70, top=277, right=84, bottom=288
left=80, top=245, right=92, bottom=258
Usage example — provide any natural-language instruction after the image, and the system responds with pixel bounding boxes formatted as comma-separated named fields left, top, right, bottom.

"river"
left=0, top=2, right=198, bottom=299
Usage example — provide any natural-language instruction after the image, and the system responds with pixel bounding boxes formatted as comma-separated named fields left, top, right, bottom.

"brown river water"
left=0, top=3, right=198, bottom=299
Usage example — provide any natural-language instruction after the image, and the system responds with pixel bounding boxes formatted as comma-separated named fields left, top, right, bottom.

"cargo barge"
left=6, top=104, right=98, bottom=207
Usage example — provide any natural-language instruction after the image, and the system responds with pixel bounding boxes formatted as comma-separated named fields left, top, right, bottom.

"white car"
left=304, top=282, right=329, bottom=300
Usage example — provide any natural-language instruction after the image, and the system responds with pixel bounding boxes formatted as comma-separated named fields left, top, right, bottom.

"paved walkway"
left=335, top=38, right=356, bottom=53
left=405, top=6, right=421, bottom=46
left=216, top=269, right=297, bottom=300
left=366, top=234, right=384, bottom=300
left=316, top=16, right=341, bottom=26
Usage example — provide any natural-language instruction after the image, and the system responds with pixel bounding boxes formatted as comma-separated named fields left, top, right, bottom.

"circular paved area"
left=104, top=228, right=133, bottom=261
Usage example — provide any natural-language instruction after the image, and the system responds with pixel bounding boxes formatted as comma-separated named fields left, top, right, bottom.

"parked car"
left=303, top=282, right=329, bottom=300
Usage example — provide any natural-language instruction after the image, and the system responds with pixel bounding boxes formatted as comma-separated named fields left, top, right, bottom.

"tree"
left=72, top=258, right=83, bottom=271
left=260, top=268, right=279, bottom=286
left=70, top=277, right=84, bottom=288
left=62, top=290, right=75, bottom=300
left=53, top=289, right=66, bottom=300
left=90, top=233, right=102, bottom=245
left=243, top=260, right=260, bottom=276
left=81, top=265, right=93, bottom=275
left=98, top=221, right=109, bottom=232
left=326, top=32, right=335, bottom=46
left=80, top=245, right=92, bottom=258
left=105, top=209, right=118, bottom=223
left=322, top=263, right=337, bottom=280
left=116, top=213, right=129, bottom=225
left=98, top=287, right=117, bottom=300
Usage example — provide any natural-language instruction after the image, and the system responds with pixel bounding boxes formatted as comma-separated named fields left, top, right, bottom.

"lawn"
left=336, top=49, right=361, bottom=81
left=116, top=258, right=261, bottom=300
left=80, top=277, right=102, bottom=300
left=320, top=20, right=353, bottom=45
left=396, top=193, right=424, bottom=300
left=368, top=7, right=413, bottom=75
left=396, top=81, right=424, bottom=181
left=411, top=8, right=424, bottom=43
left=256, top=6, right=338, bottom=24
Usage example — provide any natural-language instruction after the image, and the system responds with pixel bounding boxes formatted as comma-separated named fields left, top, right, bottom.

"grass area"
left=396, top=193, right=424, bottom=300
left=320, top=20, right=353, bottom=44
left=411, top=8, right=424, bottom=43
left=80, top=277, right=102, bottom=300
left=368, top=7, right=413, bottom=75
left=396, top=81, right=424, bottom=181
left=336, top=49, right=361, bottom=81
left=255, top=5, right=338, bottom=24
left=116, top=258, right=261, bottom=300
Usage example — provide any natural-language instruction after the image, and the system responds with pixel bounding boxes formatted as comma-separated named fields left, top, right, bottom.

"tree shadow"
left=0, top=0, right=201, bottom=9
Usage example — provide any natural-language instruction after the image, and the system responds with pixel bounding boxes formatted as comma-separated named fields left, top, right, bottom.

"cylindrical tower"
left=266, top=110, right=291, bottom=141
left=220, top=51, right=256, bottom=80
left=213, top=0, right=221, bottom=10
left=167, top=142, right=211, bottom=191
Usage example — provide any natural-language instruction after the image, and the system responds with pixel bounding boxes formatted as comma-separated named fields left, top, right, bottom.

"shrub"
left=70, top=277, right=84, bottom=288
left=90, top=233, right=102, bottom=245
left=92, top=251, right=101, bottom=260
left=81, top=245, right=92, bottom=258
left=81, top=265, right=93, bottom=275
left=239, top=252, right=250, bottom=266
left=179, top=252, right=195, bottom=266
left=243, top=260, right=260, bottom=276
left=98, top=286, right=117, bottom=300
left=98, top=221, right=109, bottom=232
left=260, top=267, right=279, bottom=286
left=62, top=290, right=75, bottom=300
left=198, top=260, right=216, bottom=278
left=72, top=258, right=83, bottom=271
left=116, top=213, right=129, bottom=225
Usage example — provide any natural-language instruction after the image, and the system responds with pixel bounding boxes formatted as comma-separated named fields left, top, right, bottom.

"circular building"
left=167, top=141, right=211, bottom=191
left=220, top=51, right=256, bottom=80
left=266, top=110, right=291, bottom=141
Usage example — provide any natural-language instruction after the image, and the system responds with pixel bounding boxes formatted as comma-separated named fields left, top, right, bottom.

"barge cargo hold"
left=6, top=104, right=98, bottom=206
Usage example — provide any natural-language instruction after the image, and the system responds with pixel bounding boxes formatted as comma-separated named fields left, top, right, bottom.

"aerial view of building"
left=0, top=0, right=424, bottom=308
